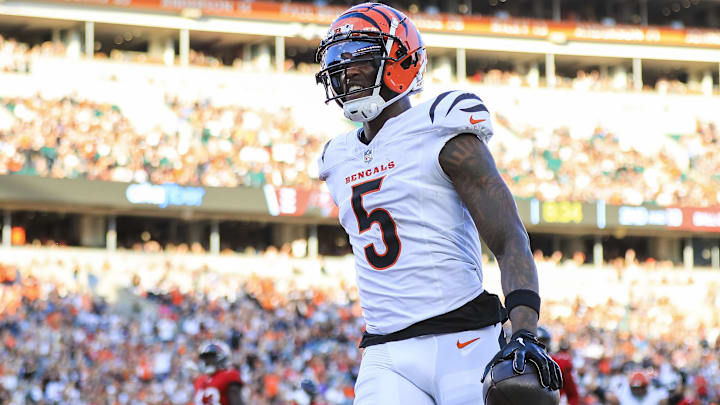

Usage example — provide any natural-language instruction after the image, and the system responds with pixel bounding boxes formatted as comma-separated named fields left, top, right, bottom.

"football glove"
left=481, top=329, right=563, bottom=391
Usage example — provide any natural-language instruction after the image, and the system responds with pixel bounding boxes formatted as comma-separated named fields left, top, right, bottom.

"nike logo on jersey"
left=517, top=337, right=525, bottom=346
left=469, top=116, right=485, bottom=125
left=456, top=337, right=480, bottom=349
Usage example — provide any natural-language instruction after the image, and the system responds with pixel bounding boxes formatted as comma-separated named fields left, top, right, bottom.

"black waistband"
left=359, top=291, right=509, bottom=348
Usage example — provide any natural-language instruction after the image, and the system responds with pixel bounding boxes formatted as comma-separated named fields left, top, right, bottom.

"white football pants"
left=354, top=323, right=503, bottom=405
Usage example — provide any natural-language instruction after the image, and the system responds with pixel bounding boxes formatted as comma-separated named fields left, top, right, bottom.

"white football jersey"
left=318, top=90, right=495, bottom=335
left=613, top=383, right=668, bottom=405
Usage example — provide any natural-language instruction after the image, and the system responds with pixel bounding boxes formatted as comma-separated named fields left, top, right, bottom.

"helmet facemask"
left=198, top=340, right=230, bottom=375
left=315, top=21, right=421, bottom=123
left=318, top=39, right=385, bottom=105
left=199, top=352, right=220, bottom=375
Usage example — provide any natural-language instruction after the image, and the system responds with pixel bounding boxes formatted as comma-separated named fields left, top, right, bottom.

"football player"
left=606, top=371, right=669, bottom=405
left=193, top=340, right=244, bottom=405
left=315, top=3, right=562, bottom=404
left=537, top=327, right=579, bottom=405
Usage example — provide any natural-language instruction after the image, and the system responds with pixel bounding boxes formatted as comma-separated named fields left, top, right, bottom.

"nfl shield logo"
left=364, top=149, right=373, bottom=163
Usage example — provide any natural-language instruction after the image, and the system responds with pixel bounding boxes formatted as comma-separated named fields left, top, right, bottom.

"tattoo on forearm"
left=439, top=134, right=539, bottom=333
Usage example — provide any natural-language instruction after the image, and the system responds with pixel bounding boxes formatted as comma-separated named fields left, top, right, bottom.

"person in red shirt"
left=193, top=340, right=243, bottom=405
left=538, top=327, right=580, bottom=405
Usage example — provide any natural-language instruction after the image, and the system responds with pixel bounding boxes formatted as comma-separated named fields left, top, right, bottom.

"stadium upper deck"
left=0, top=1, right=719, bottom=266
left=0, top=0, right=719, bottom=92
left=285, top=0, right=720, bottom=28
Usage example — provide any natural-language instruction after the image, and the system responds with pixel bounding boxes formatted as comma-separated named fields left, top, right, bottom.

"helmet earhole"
left=387, top=72, right=391, bottom=76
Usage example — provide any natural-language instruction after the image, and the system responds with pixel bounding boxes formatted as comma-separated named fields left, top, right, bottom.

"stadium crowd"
left=0, top=252, right=719, bottom=405
left=0, top=35, right=67, bottom=73
left=1, top=90, right=718, bottom=206
left=3, top=32, right=720, bottom=208
left=0, top=255, right=361, bottom=405
left=492, top=116, right=720, bottom=206
left=470, top=68, right=700, bottom=95
left=0, top=94, right=325, bottom=189
left=2, top=33, right=713, bottom=94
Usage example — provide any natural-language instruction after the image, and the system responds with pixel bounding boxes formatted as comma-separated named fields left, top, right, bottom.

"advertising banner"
left=680, top=207, right=720, bottom=233
left=263, top=185, right=338, bottom=218
left=47, top=0, right=720, bottom=48
left=0, top=175, right=268, bottom=215
left=1, top=175, right=719, bottom=233
left=606, top=205, right=720, bottom=233
left=606, top=204, right=684, bottom=230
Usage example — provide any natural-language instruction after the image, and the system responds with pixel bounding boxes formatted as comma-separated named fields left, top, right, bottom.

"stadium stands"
left=1, top=40, right=718, bottom=205
left=0, top=93, right=326, bottom=188
left=1, top=1, right=719, bottom=402
left=0, top=248, right=718, bottom=404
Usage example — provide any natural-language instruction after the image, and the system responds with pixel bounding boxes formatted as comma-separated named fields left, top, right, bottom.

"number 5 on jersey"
left=351, top=176, right=402, bottom=270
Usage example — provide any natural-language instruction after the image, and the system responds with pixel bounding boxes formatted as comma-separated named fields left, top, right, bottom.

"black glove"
left=481, top=329, right=563, bottom=391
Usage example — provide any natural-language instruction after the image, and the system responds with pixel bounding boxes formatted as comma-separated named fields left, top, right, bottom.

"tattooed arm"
left=438, top=134, right=539, bottom=334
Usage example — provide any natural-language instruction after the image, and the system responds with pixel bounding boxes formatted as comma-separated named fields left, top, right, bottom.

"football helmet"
left=483, top=358, right=561, bottom=405
left=198, top=340, right=231, bottom=375
left=315, top=2, right=426, bottom=122
left=629, top=371, right=649, bottom=397
left=536, top=326, right=551, bottom=347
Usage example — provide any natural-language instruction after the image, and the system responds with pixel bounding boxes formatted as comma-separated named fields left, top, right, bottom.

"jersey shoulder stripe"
left=428, top=90, right=454, bottom=123
left=429, top=90, right=488, bottom=123
left=320, top=139, right=332, bottom=163
left=425, top=90, right=494, bottom=143
left=445, top=92, right=487, bottom=115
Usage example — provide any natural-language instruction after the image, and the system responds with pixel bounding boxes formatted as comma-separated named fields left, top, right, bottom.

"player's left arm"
left=226, top=382, right=244, bottom=405
left=439, top=133, right=562, bottom=390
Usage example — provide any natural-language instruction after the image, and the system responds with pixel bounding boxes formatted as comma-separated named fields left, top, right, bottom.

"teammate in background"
left=606, top=371, right=669, bottom=405
left=315, top=3, right=562, bottom=403
left=193, top=340, right=244, bottom=405
left=537, top=327, right=580, bottom=405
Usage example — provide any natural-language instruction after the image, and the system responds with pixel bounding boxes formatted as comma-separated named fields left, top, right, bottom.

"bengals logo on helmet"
left=331, top=24, right=354, bottom=37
